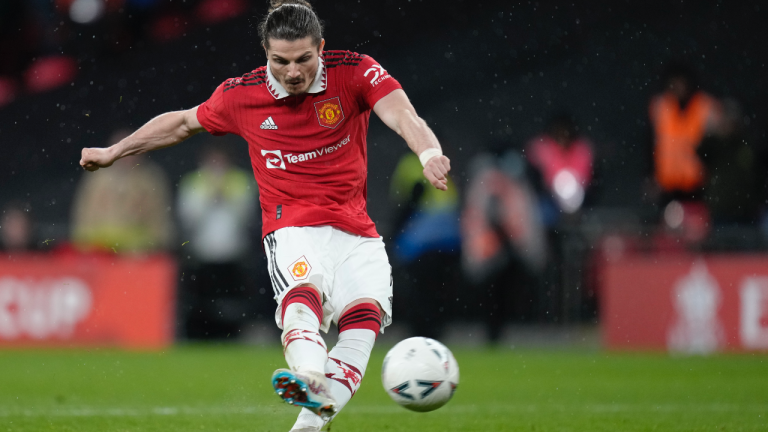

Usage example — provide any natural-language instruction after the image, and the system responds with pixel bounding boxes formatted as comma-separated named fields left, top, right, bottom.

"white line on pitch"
left=0, top=403, right=765, bottom=418
left=347, top=404, right=768, bottom=415
left=0, top=406, right=269, bottom=418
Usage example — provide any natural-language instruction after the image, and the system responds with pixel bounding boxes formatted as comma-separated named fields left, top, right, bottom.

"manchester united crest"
left=314, top=97, right=345, bottom=129
left=288, top=255, right=312, bottom=281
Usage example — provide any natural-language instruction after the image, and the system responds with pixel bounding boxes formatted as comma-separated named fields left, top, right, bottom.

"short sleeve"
left=197, top=81, right=239, bottom=136
left=350, top=55, right=402, bottom=111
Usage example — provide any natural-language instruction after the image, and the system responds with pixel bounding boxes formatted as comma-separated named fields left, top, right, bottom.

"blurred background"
left=1, top=0, right=768, bottom=353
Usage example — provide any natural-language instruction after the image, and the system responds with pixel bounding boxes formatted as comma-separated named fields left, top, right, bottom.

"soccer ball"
left=381, top=337, right=459, bottom=412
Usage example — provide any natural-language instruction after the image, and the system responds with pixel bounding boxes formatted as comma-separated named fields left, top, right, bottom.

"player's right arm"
left=80, top=106, right=204, bottom=172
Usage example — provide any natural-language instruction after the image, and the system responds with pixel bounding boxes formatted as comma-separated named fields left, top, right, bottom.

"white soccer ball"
left=381, top=337, right=460, bottom=412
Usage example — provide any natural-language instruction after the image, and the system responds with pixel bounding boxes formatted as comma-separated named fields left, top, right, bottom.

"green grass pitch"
left=0, top=345, right=766, bottom=431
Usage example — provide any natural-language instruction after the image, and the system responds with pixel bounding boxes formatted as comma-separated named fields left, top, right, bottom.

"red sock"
left=281, top=286, right=323, bottom=324
left=337, top=303, right=381, bottom=335
left=280, top=287, right=326, bottom=373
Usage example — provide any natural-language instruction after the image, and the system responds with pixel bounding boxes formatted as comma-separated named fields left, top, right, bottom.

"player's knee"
left=341, top=298, right=381, bottom=317
left=281, top=298, right=326, bottom=350
left=338, top=299, right=382, bottom=335
left=282, top=284, right=322, bottom=312
left=281, top=285, right=324, bottom=334
left=295, top=282, right=322, bottom=298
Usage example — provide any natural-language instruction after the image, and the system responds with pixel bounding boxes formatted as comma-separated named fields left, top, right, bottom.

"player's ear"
left=262, top=44, right=269, bottom=58
left=317, top=38, right=325, bottom=54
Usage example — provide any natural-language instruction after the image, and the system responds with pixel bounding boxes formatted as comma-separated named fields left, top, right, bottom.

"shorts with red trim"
left=263, top=225, right=393, bottom=333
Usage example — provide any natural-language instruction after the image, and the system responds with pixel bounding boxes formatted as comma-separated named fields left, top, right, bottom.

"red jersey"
left=196, top=51, right=402, bottom=239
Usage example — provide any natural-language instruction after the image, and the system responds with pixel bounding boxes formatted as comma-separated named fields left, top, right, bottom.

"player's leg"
left=290, top=298, right=382, bottom=431
left=273, top=282, right=336, bottom=419
left=326, top=298, right=381, bottom=407
left=280, top=283, right=328, bottom=374
left=263, top=228, right=336, bottom=419
left=290, top=232, right=393, bottom=431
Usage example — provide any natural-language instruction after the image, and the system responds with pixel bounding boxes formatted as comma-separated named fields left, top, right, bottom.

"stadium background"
left=4, top=1, right=767, bottom=236
left=1, top=1, right=768, bottom=430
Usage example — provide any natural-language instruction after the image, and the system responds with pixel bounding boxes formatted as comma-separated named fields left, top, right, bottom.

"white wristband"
left=418, top=148, right=443, bottom=167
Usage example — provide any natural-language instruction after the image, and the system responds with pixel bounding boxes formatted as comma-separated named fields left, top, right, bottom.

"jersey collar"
left=266, top=56, right=326, bottom=99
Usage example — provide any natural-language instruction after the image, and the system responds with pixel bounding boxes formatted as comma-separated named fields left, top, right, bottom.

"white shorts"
left=263, top=226, right=393, bottom=334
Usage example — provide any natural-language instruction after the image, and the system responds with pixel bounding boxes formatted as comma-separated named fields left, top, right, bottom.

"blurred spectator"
left=526, top=113, right=595, bottom=224
left=461, top=149, right=546, bottom=343
left=0, top=202, right=35, bottom=253
left=526, top=112, right=595, bottom=320
left=649, top=63, right=722, bottom=198
left=698, top=99, right=765, bottom=227
left=177, top=145, right=257, bottom=339
left=648, top=63, right=723, bottom=239
left=70, top=129, right=174, bottom=253
left=389, top=152, right=461, bottom=338
left=524, top=114, right=597, bottom=322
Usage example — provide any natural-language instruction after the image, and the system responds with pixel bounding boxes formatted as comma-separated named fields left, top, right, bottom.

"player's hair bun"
left=260, top=0, right=323, bottom=48
left=268, top=0, right=314, bottom=13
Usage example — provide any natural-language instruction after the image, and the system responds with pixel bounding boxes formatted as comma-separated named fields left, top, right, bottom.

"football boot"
left=272, top=368, right=337, bottom=420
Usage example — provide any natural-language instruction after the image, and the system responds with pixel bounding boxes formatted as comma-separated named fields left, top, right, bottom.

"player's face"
left=265, top=37, right=325, bottom=96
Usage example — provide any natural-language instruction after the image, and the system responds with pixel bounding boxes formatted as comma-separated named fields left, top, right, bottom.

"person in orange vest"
left=649, top=63, right=723, bottom=201
left=648, top=63, right=723, bottom=238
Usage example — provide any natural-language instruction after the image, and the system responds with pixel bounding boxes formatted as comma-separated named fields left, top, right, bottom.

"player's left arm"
left=373, top=89, right=451, bottom=191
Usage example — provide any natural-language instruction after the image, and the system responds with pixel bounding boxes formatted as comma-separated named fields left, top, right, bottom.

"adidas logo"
left=260, top=116, right=278, bottom=130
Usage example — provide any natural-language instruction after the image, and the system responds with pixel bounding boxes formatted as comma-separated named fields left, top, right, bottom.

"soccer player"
left=79, top=1, right=450, bottom=430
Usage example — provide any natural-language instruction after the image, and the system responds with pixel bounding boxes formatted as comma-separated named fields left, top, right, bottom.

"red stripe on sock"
left=281, top=287, right=323, bottom=323
left=283, top=329, right=325, bottom=350
left=338, top=303, right=381, bottom=334
left=326, top=358, right=362, bottom=396
left=330, top=357, right=361, bottom=375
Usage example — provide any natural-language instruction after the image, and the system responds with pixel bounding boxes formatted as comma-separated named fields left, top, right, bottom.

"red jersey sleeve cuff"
left=365, top=78, right=403, bottom=108
left=196, top=101, right=228, bottom=136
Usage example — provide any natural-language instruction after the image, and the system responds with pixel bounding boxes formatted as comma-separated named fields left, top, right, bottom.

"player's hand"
left=423, top=155, right=451, bottom=191
left=80, top=147, right=116, bottom=172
